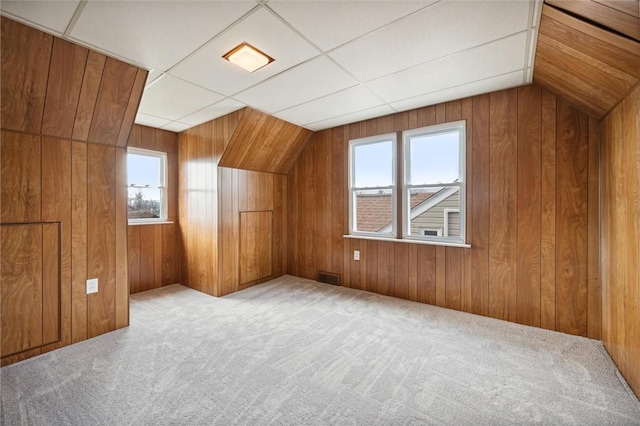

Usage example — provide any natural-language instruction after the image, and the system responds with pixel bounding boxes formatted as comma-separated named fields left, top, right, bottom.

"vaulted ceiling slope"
left=533, top=3, right=640, bottom=119
left=0, top=0, right=541, bottom=132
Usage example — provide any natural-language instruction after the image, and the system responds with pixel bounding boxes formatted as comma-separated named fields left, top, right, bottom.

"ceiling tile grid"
left=1, top=0, right=543, bottom=132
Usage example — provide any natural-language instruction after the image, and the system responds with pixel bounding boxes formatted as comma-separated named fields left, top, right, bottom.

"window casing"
left=127, top=147, right=167, bottom=223
left=403, top=121, right=466, bottom=244
left=347, top=121, right=466, bottom=246
left=348, top=133, right=397, bottom=237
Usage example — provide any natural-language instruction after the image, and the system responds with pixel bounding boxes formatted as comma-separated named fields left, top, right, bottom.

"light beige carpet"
left=2, top=275, right=639, bottom=425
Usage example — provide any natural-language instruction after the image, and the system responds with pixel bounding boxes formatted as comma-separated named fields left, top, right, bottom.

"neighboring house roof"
left=356, top=192, right=434, bottom=232
left=378, top=187, right=459, bottom=234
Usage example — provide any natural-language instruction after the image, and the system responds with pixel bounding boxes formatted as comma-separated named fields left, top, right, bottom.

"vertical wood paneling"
left=516, top=85, right=542, bottom=327
left=42, top=224, right=60, bottom=345
left=1, top=132, right=41, bottom=223
left=239, top=211, right=273, bottom=285
left=42, top=38, right=88, bottom=139
left=1, top=18, right=144, bottom=365
left=488, top=89, right=518, bottom=322
left=88, top=58, right=138, bottom=145
left=114, top=148, right=128, bottom=328
left=127, top=125, right=181, bottom=294
left=286, top=84, right=597, bottom=340
left=556, top=99, right=589, bottom=336
left=87, top=144, right=116, bottom=338
left=179, top=111, right=286, bottom=297
left=116, top=69, right=148, bottom=147
left=71, top=142, right=88, bottom=343
left=0, top=17, right=52, bottom=134
left=470, top=94, right=490, bottom=316
left=139, top=225, right=156, bottom=291
left=540, top=90, right=558, bottom=330
left=41, top=137, right=71, bottom=352
left=73, top=52, right=107, bottom=141
left=601, top=83, right=640, bottom=398
left=587, top=117, right=601, bottom=339
left=0, top=225, right=43, bottom=355
left=128, top=226, right=141, bottom=294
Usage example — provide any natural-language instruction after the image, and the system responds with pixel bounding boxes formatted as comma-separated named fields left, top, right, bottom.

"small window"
left=403, top=121, right=465, bottom=244
left=127, top=147, right=167, bottom=223
left=349, top=133, right=397, bottom=237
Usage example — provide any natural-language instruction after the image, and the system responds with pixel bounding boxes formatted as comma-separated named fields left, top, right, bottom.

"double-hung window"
left=127, top=147, right=167, bottom=223
left=349, top=133, right=397, bottom=237
left=403, top=121, right=465, bottom=245
left=347, top=121, right=466, bottom=246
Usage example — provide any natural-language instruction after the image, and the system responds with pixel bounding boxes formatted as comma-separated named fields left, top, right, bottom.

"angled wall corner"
left=0, top=16, right=148, bottom=366
left=532, top=5, right=640, bottom=119
left=219, top=107, right=313, bottom=174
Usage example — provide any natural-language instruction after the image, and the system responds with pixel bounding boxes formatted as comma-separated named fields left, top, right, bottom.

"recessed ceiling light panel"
left=222, top=42, right=274, bottom=73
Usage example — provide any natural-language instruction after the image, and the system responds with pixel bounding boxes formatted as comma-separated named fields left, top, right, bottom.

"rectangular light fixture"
left=222, top=42, right=274, bottom=73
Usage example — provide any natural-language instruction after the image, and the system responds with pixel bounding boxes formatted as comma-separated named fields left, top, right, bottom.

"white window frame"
left=127, top=147, right=167, bottom=224
left=348, top=133, right=397, bottom=238
left=402, top=121, right=466, bottom=245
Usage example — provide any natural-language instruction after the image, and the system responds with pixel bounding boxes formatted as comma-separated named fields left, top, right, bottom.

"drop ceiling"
left=1, top=0, right=542, bottom=132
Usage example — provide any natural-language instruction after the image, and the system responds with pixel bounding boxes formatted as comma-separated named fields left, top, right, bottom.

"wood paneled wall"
left=127, top=125, right=181, bottom=294
left=219, top=108, right=312, bottom=174
left=179, top=112, right=287, bottom=297
left=533, top=5, right=640, bottom=119
left=0, top=18, right=145, bottom=366
left=287, top=85, right=601, bottom=338
left=601, top=83, right=640, bottom=397
left=546, top=0, right=640, bottom=42
left=0, top=17, right=146, bottom=145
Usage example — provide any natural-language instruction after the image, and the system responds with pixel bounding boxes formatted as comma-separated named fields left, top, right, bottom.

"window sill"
left=128, top=220, right=175, bottom=226
left=343, top=234, right=471, bottom=248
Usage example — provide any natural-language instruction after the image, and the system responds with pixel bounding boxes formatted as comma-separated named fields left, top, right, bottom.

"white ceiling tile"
left=170, top=8, right=320, bottom=97
left=268, top=1, right=436, bottom=51
left=180, top=99, right=246, bottom=126
left=161, top=121, right=193, bottom=133
left=234, top=56, right=358, bottom=113
left=368, top=32, right=527, bottom=103
left=390, top=70, right=525, bottom=112
left=306, top=105, right=395, bottom=131
left=138, top=75, right=224, bottom=121
left=146, top=70, right=164, bottom=87
left=134, top=113, right=172, bottom=129
left=276, top=85, right=384, bottom=125
left=70, top=1, right=256, bottom=70
left=1, top=1, right=80, bottom=35
left=329, top=0, right=530, bottom=81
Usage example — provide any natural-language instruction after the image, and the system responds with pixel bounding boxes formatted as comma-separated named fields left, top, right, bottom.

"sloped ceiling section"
left=0, top=17, right=147, bottom=146
left=219, top=108, right=312, bottom=174
left=533, top=3, right=640, bottom=119
left=546, top=0, right=640, bottom=41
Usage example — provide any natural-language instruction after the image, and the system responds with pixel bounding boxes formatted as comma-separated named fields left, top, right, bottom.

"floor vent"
left=317, top=271, right=340, bottom=286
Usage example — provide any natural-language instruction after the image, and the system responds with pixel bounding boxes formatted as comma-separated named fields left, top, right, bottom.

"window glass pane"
left=127, top=153, right=161, bottom=187
left=408, top=131, right=459, bottom=185
left=354, top=190, right=393, bottom=233
left=407, top=187, right=460, bottom=237
left=128, top=187, right=161, bottom=219
left=354, top=140, right=393, bottom=187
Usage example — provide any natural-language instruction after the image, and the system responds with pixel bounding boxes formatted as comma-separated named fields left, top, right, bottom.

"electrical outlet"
left=354, top=250, right=360, bottom=261
left=86, top=278, right=98, bottom=294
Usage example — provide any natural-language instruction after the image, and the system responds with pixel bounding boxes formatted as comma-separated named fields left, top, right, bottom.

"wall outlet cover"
left=354, top=250, right=360, bottom=261
left=86, top=278, right=98, bottom=294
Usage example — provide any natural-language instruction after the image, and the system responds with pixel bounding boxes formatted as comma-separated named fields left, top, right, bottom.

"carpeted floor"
left=2, top=275, right=639, bottom=425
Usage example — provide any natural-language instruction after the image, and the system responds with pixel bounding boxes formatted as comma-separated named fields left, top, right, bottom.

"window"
left=349, top=133, right=397, bottom=237
left=347, top=121, right=466, bottom=246
left=403, top=121, right=465, bottom=244
left=127, top=147, right=167, bottom=223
